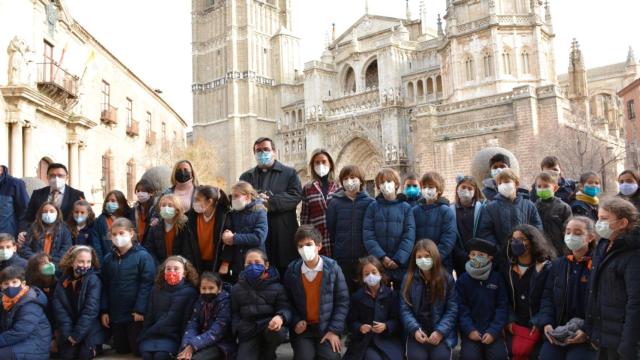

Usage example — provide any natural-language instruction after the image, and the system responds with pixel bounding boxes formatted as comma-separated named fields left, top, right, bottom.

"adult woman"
left=617, top=169, right=640, bottom=212
left=133, top=179, right=158, bottom=243
left=163, top=160, right=199, bottom=212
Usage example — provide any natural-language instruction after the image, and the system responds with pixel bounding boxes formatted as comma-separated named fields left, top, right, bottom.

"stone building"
left=0, top=0, right=188, bottom=204
left=618, top=75, right=640, bottom=170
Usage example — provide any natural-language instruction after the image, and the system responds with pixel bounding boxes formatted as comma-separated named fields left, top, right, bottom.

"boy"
left=482, top=153, right=529, bottom=201
left=528, top=156, right=576, bottom=204
left=0, top=265, right=52, bottom=360
left=534, top=172, right=572, bottom=255
left=284, top=225, right=349, bottom=360
left=0, top=233, right=26, bottom=272
left=399, top=173, right=423, bottom=207
left=456, top=238, right=509, bottom=360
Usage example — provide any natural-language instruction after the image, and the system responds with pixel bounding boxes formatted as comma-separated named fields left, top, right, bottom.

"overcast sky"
left=66, top=0, right=640, bottom=126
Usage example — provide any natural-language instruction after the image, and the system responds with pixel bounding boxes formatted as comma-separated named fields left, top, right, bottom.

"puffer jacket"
left=536, top=197, right=573, bottom=256
left=570, top=196, right=598, bottom=222
left=413, top=197, right=457, bottom=270
left=451, top=201, right=485, bottom=275
left=284, top=256, right=350, bottom=335
left=222, top=199, right=268, bottom=277
left=20, top=223, right=73, bottom=265
left=326, top=190, right=375, bottom=262
left=73, top=223, right=99, bottom=248
left=181, top=289, right=236, bottom=356
left=0, top=254, right=27, bottom=272
left=456, top=270, right=508, bottom=337
left=93, top=211, right=135, bottom=260
left=482, top=178, right=530, bottom=201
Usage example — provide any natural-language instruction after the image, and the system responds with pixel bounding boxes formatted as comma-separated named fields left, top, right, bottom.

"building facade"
left=0, top=0, right=188, bottom=203
left=618, top=75, right=640, bottom=170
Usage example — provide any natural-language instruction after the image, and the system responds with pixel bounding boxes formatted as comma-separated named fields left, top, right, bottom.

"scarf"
left=575, top=192, right=599, bottom=206
left=465, top=261, right=492, bottom=281
left=2, top=286, right=30, bottom=310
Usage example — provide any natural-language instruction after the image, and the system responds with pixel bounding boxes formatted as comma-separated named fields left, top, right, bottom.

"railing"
left=146, top=131, right=157, bottom=145
left=126, top=120, right=139, bottom=136
left=37, top=62, right=79, bottom=99
left=101, top=104, right=118, bottom=125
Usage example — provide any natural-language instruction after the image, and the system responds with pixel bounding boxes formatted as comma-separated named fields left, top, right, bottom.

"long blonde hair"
left=158, top=194, right=189, bottom=232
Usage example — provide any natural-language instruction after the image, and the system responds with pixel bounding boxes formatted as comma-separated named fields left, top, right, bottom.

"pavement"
left=97, top=343, right=296, bottom=359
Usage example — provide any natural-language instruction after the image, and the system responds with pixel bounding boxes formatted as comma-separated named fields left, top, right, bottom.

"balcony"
left=146, top=131, right=157, bottom=145
left=101, top=105, right=118, bottom=125
left=126, top=120, right=139, bottom=137
left=37, top=62, right=79, bottom=100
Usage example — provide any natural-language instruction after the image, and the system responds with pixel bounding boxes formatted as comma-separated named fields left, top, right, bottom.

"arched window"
left=284, top=112, right=290, bottom=127
left=502, top=49, right=513, bottom=75
left=365, top=59, right=379, bottom=88
left=426, top=78, right=434, bottom=95
left=483, top=51, right=494, bottom=78
left=292, top=111, right=297, bottom=123
left=298, top=109, right=303, bottom=122
left=407, top=81, right=415, bottom=102
left=436, top=75, right=443, bottom=93
left=521, top=49, right=530, bottom=74
left=344, top=66, right=356, bottom=93
left=417, top=80, right=424, bottom=99
left=38, top=157, right=52, bottom=183
left=464, top=55, right=475, bottom=82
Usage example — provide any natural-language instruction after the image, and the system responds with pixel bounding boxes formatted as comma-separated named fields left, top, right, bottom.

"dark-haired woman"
left=617, top=169, right=640, bottom=212
left=94, top=190, right=133, bottom=259
left=133, top=179, right=158, bottom=244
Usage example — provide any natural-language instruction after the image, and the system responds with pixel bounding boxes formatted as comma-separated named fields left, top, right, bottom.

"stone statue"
left=385, top=144, right=392, bottom=161
left=391, top=145, right=398, bottom=161
left=7, top=36, right=27, bottom=85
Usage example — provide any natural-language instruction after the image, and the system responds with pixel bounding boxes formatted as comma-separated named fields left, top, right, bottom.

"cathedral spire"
left=365, top=0, right=369, bottom=15
left=627, top=46, right=637, bottom=66
left=406, top=0, right=412, bottom=20
left=568, top=38, right=588, bottom=100
left=419, top=0, right=427, bottom=34
left=437, top=13, right=444, bottom=37
left=332, top=23, right=336, bottom=42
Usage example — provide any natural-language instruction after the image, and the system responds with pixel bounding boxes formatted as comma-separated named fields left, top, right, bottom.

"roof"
left=618, top=77, right=640, bottom=97
left=332, top=14, right=416, bottom=46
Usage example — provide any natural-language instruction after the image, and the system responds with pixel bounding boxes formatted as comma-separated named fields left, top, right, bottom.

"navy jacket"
left=343, top=285, right=403, bottom=360
left=529, top=177, right=576, bottom=204
left=501, top=261, right=551, bottom=328
left=100, top=243, right=156, bottom=324
left=284, top=256, right=350, bottom=335
left=52, top=270, right=105, bottom=346
left=482, top=178, right=530, bottom=201
left=397, top=192, right=424, bottom=208
left=72, top=223, right=99, bottom=248
left=222, top=200, right=268, bottom=277
left=25, top=185, right=85, bottom=224
left=326, top=190, right=375, bottom=262
left=181, top=290, right=236, bottom=355
left=0, top=165, right=29, bottom=236
left=94, top=211, right=135, bottom=260
left=455, top=271, right=508, bottom=337
left=570, top=198, right=598, bottom=222
left=451, top=201, right=485, bottom=274
left=20, top=223, right=73, bottom=265
left=185, top=203, right=231, bottom=273
left=144, top=219, right=194, bottom=265
left=0, top=287, right=52, bottom=360
left=399, top=271, right=458, bottom=348
left=413, top=197, right=457, bottom=270
left=139, top=281, right=199, bottom=354
left=0, top=254, right=27, bottom=272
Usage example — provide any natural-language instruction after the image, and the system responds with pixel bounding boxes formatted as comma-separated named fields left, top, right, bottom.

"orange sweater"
left=197, top=214, right=215, bottom=262
left=302, top=272, right=323, bottom=324
left=165, top=226, right=176, bottom=257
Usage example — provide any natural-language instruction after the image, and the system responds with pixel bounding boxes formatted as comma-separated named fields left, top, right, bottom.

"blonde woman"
left=144, top=194, right=193, bottom=264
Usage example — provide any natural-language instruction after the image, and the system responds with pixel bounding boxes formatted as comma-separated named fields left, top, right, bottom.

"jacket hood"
left=375, top=194, right=403, bottom=204
left=19, top=287, right=48, bottom=308
left=418, top=197, right=450, bottom=207
left=238, top=266, right=281, bottom=288
left=332, top=189, right=370, bottom=200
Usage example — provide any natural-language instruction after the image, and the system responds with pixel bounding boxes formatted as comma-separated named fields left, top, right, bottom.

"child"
left=482, top=153, right=511, bottom=201
left=326, top=165, right=375, bottom=293
left=451, top=176, right=486, bottom=276
left=66, top=200, right=98, bottom=247
left=220, top=181, right=268, bottom=281
left=363, top=168, right=416, bottom=285
left=284, top=225, right=349, bottom=360
left=477, top=169, right=543, bottom=263
left=528, top=156, right=576, bottom=204
left=231, top=248, right=291, bottom=360
left=94, top=190, right=133, bottom=259
left=179, top=272, right=236, bottom=360
left=145, top=194, right=194, bottom=264
left=25, top=252, right=57, bottom=326
left=343, top=256, right=403, bottom=360
left=52, top=245, right=104, bottom=360
left=413, top=172, right=457, bottom=271
left=100, top=218, right=156, bottom=356
left=539, top=216, right=597, bottom=360
left=0, top=265, right=52, bottom=360
left=399, top=173, right=423, bottom=207
left=20, top=201, right=72, bottom=266
left=534, top=172, right=572, bottom=256
left=617, top=169, right=640, bottom=211
left=139, top=256, right=199, bottom=359
left=456, top=238, right=509, bottom=360
left=133, top=179, right=158, bottom=243
left=0, top=233, right=26, bottom=271
left=399, top=239, right=458, bottom=360
left=569, top=172, right=601, bottom=221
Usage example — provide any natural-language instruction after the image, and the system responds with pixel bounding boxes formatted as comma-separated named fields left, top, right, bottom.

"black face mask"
left=201, top=293, right=218, bottom=302
left=175, top=169, right=192, bottom=183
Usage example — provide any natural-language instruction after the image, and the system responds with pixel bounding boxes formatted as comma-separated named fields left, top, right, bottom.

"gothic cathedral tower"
left=191, top=0, right=301, bottom=186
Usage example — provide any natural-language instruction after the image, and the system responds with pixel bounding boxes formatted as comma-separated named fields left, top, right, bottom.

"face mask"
left=536, top=187, right=554, bottom=201
left=314, top=164, right=330, bottom=177
left=298, top=245, right=318, bottom=262
left=457, top=189, right=474, bottom=204
left=416, top=257, right=433, bottom=271
left=379, top=181, right=396, bottom=196
left=105, top=201, right=119, bottom=214
left=201, top=293, right=218, bottom=302
left=4, top=285, right=22, bottom=299
left=363, top=274, right=382, bottom=287
left=175, top=169, right=192, bottom=183
left=114, top=233, right=132, bottom=248
left=404, top=186, right=420, bottom=199
left=583, top=185, right=600, bottom=198
left=498, top=182, right=515, bottom=198
left=343, top=178, right=361, bottom=192
left=74, top=266, right=90, bottom=277
left=0, top=249, right=14, bottom=261
left=49, top=176, right=65, bottom=191
left=469, top=255, right=490, bottom=268
left=164, top=271, right=182, bottom=286
left=136, top=191, right=151, bottom=203
left=620, top=183, right=639, bottom=196
left=193, top=202, right=206, bottom=214
left=232, top=198, right=248, bottom=211
left=41, top=262, right=56, bottom=276
left=421, top=187, right=438, bottom=201
left=547, top=169, right=561, bottom=178
left=41, top=212, right=57, bottom=224
left=74, top=215, right=87, bottom=224
left=243, top=263, right=265, bottom=281
left=491, top=168, right=505, bottom=178
left=255, top=151, right=273, bottom=166
left=564, top=234, right=586, bottom=252
left=510, top=239, right=527, bottom=257
left=160, top=206, right=176, bottom=219
left=595, top=220, right=613, bottom=239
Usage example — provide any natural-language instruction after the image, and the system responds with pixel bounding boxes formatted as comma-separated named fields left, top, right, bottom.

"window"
left=126, top=159, right=136, bottom=200
left=204, top=0, right=214, bottom=8
left=101, top=81, right=110, bottom=111
left=521, top=50, right=530, bottom=74
left=43, top=41, right=54, bottom=81
left=364, top=60, right=379, bottom=88
left=629, top=100, right=637, bottom=120
left=344, top=66, right=356, bottom=93
left=464, top=56, right=475, bottom=82
left=483, top=52, right=493, bottom=78
left=162, top=122, right=166, bottom=140
left=101, top=152, right=112, bottom=194
left=126, top=98, right=133, bottom=127
left=502, top=50, right=512, bottom=75
left=146, top=111, right=152, bottom=136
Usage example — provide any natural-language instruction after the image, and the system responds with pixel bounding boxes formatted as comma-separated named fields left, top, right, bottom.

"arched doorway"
left=335, top=138, right=383, bottom=195
left=38, top=157, right=52, bottom=183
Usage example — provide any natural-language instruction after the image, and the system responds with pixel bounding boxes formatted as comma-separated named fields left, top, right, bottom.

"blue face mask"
left=105, top=201, right=119, bottom=214
left=510, top=239, right=527, bottom=257
left=4, top=285, right=22, bottom=298
left=243, top=264, right=265, bottom=281
left=583, top=185, right=600, bottom=198
left=255, top=151, right=273, bottom=166
left=404, top=186, right=420, bottom=199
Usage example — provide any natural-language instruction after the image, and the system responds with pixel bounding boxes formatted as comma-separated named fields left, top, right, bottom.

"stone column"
left=78, top=142, right=86, bottom=192
left=22, top=123, right=32, bottom=177
left=68, top=141, right=79, bottom=188
left=10, top=122, right=23, bottom=177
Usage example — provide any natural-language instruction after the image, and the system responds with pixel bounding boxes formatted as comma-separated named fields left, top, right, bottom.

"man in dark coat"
left=239, top=137, right=302, bottom=275
left=0, top=165, right=29, bottom=238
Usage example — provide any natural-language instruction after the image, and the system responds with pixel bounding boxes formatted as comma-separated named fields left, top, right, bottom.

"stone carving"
left=7, top=36, right=28, bottom=85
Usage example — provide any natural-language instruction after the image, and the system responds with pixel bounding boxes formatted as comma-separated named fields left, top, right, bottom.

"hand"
left=219, top=262, right=229, bottom=275
left=543, top=325, right=557, bottom=344
left=530, top=326, right=538, bottom=336
left=506, top=323, right=514, bottom=334
left=132, top=312, right=144, bottom=322
left=565, top=330, right=588, bottom=345
left=101, top=314, right=110, bottom=328
left=67, top=336, right=77, bottom=346
left=294, top=320, right=307, bottom=335
left=268, top=315, right=284, bottom=331
left=414, top=329, right=429, bottom=344
left=320, top=331, right=341, bottom=353
left=222, top=230, right=234, bottom=245
left=372, top=321, right=387, bottom=334
left=481, top=333, right=495, bottom=344
left=17, top=232, right=26, bottom=246
left=360, top=324, right=372, bottom=334
left=258, top=193, right=270, bottom=201
left=150, top=218, right=159, bottom=227
left=469, top=330, right=482, bottom=341
left=427, top=331, right=443, bottom=345
left=177, top=345, right=193, bottom=360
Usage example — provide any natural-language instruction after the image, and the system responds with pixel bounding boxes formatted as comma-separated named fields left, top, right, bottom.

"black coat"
left=536, top=197, right=573, bottom=256
left=586, top=228, right=640, bottom=358
left=186, top=204, right=231, bottom=273
left=24, top=186, right=85, bottom=224
left=239, top=161, right=302, bottom=268
left=144, top=219, right=194, bottom=265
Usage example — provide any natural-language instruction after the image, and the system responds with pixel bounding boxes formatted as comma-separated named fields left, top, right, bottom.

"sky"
left=66, top=0, right=640, bottom=127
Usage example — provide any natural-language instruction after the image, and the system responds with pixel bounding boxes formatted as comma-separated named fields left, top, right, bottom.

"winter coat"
left=326, top=190, right=375, bottom=262
left=0, top=165, right=29, bottom=237
left=19, top=222, right=72, bottom=265
left=617, top=190, right=640, bottom=213
left=536, top=197, right=573, bottom=256
left=284, top=256, right=350, bottom=335
left=100, top=243, right=156, bottom=324
left=186, top=203, right=231, bottom=273
left=586, top=228, right=640, bottom=358
left=501, top=260, right=551, bottom=328
left=455, top=270, right=509, bottom=337
left=52, top=270, right=105, bottom=346
left=399, top=270, right=458, bottom=348
left=343, top=285, right=403, bottom=360
left=144, top=219, right=194, bottom=265
left=222, top=199, right=268, bottom=277
left=0, top=287, right=52, bottom=360
left=451, top=201, right=485, bottom=275
left=397, top=192, right=424, bottom=208
left=24, top=185, right=85, bottom=224
left=570, top=198, right=598, bottom=222
left=0, top=254, right=27, bottom=272
left=413, top=197, right=457, bottom=270
left=93, top=211, right=135, bottom=260
left=139, top=281, right=199, bottom=354
left=300, top=179, right=339, bottom=256
left=482, top=178, right=530, bottom=201
left=529, top=177, right=576, bottom=204
left=240, top=161, right=303, bottom=268
left=230, top=267, right=292, bottom=342
left=181, top=290, right=236, bottom=356
left=73, top=223, right=99, bottom=248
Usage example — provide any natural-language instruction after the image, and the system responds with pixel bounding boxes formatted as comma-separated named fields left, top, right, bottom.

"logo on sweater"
left=486, top=284, right=498, bottom=290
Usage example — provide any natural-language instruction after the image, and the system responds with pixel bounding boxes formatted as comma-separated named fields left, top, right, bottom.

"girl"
left=25, top=252, right=58, bottom=354
left=586, top=197, right=640, bottom=360
left=399, top=239, right=458, bottom=360
left=502, top=224, right=556, bottom=360
left=163, top=160, right=199, bottom=212
left=52, top=246, right=104, bottom=360
left=133, top=179, right=158, bottom=243
left=220, top=181, right=268, bottom=281
left=100, top=218, right=156, bottom=356
left=66, top=200, right=98, bottom=247
left=570, top=172, right=601, bottom=221
left=451, top=176, right=486, bottom=276
left=617, top=169, right=640, bottom=211
left=20, top=201, right=72, bottom=265
left=539, top=216, right=597, bottom=360
left=326, top=165, right=375, bottom=293
left=300, top=149, right=339, bottom=257
left=344, top=256, right=403, bottom=360
left=186, top=185, right=231, bottom=274
left=94, top=190, right=133, bottom=259
left=139, top=256, right=199, bottom=360
left=145, top=194, right=193, bottom=264
left=363, top=168, right=416, bottom=286
left=178, top=272, right=236, bottom=360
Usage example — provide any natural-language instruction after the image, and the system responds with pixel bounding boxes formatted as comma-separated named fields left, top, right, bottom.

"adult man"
left=0, top=166, right=29, bottom=238
left=240, top=137, right=302, bottom=276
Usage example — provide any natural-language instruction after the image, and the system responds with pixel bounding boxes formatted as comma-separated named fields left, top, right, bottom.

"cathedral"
left=191, top=0, right=635, bottom=193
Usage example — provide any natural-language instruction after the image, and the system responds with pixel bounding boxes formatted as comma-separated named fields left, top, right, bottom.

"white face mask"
left=343, top=178, right=361, bottom=192
left=422, top=187, right=438, bottom=201
left=49, top=176, right=66, bottom=191
left=595, top=220, right=614, bottom=239
left=363, top=274, right=382, bottom=287
left=0, top=248, right=14, bottom=261
left=314, top=164, right=330, bottom=178
left=564, top=234, right=587, bottom=252
left=136, top=192, right=151, bottom=203
left=498, top=182, right=516, bottom=198
left=193, top=202, right=206, bottom=214
left=232, top=198, right=248, bottom=211
left=491, top=168, right=505, bottom=178
left=298, top=245, right=317, bottom=262
left=380, top=181, right=396, bottom=196
left=457, top=189, right=474, bottom=203
left=113, top=233, right=132, bottom=248
left=416, top=257, right=433, bottom=271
